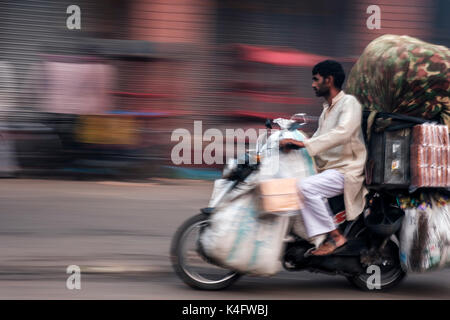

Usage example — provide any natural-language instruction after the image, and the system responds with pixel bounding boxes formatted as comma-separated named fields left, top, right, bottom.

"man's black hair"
left=312, top=60, right=345, bottom=90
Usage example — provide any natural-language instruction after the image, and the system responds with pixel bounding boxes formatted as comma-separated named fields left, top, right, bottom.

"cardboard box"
left=258, top=178, right=302, bottom=214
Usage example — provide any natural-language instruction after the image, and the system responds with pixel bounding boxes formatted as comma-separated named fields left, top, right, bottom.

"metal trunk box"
left=366, top=128, right=411, bottom=187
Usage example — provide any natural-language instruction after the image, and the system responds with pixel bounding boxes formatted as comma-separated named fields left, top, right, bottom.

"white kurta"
left=303, top=91, right=368, bottom=221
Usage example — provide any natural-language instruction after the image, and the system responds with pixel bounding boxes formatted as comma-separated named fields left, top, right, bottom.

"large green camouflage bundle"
left=346, top=35, right=450, bottom=130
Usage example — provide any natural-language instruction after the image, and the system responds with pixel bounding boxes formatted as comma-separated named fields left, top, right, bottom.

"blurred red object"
left=232, top=44, right=357, bottom=66
left=234, top=44, right=330, bottom=67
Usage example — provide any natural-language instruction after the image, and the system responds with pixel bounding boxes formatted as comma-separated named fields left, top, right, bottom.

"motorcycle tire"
left=170, top=213, right=241, bottom=290
left=345, top=219, right=406, bottom=291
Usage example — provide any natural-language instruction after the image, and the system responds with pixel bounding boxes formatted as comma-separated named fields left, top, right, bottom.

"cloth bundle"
left=346, top=35, right=450, bottom=131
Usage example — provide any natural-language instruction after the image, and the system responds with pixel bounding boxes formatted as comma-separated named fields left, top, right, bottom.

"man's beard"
left=314, top=87, right=329, bottom=97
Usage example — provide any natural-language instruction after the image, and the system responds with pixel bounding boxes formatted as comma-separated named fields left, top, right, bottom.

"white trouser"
left=297, top=169, right=345, bottom=238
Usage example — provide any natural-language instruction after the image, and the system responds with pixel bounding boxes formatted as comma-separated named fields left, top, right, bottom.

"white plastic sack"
left=431, top=202, right=450, bottom=267
left=201, top=190, right=290, bottom=276
left=257, top=127, right=316, bottom=180
left=200, top=122, right=327, bottom=276
left=399, top=199, right=450, bottom=273
left=399, top=207, right=418, bottom=272
left=207, top=179, right=233, bottom=208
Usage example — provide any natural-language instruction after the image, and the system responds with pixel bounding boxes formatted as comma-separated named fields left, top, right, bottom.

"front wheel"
left=170, top=213, right=241, bottom=290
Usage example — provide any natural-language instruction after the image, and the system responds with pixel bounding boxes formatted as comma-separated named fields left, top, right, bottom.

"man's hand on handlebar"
left=279, top=139, right=305, bottom=152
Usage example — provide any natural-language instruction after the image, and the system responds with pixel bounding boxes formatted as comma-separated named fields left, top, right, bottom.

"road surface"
left=0, top=179, right=449, bottom=299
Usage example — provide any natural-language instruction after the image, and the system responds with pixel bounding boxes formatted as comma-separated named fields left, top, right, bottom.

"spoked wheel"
left=346, top=223, right=406, bottom=291
left=170, top=213, right=241, bottom=290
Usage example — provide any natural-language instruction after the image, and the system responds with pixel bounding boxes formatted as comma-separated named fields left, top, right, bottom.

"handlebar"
left=280, top=143, right=301, bottom=151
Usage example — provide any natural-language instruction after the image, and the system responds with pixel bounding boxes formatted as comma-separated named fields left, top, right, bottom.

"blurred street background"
left=0, top=0, right=449, bottom=179
left=0, top=0, right=449, bottom=299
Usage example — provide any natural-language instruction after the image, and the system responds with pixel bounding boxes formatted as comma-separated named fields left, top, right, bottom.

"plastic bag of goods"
left=399, top=195, right=450, bottom=273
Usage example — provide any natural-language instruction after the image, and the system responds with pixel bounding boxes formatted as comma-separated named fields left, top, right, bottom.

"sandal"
left=310, top=236, right=347, bottom=256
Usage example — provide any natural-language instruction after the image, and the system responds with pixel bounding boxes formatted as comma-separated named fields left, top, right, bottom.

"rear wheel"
left=345, top=220, right=406, bottom=291
left=170, top=213, right=241, bottom=290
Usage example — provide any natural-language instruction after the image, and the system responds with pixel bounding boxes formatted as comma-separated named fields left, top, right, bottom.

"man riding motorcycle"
left=279, top=60, right=368, bottom=256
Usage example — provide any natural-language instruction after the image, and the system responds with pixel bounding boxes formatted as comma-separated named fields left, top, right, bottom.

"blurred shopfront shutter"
left=0, top=0, right=125, bottom=117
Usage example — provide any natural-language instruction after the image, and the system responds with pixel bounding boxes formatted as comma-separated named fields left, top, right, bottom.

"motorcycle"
left=170, top=115, right=406, bottom=291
